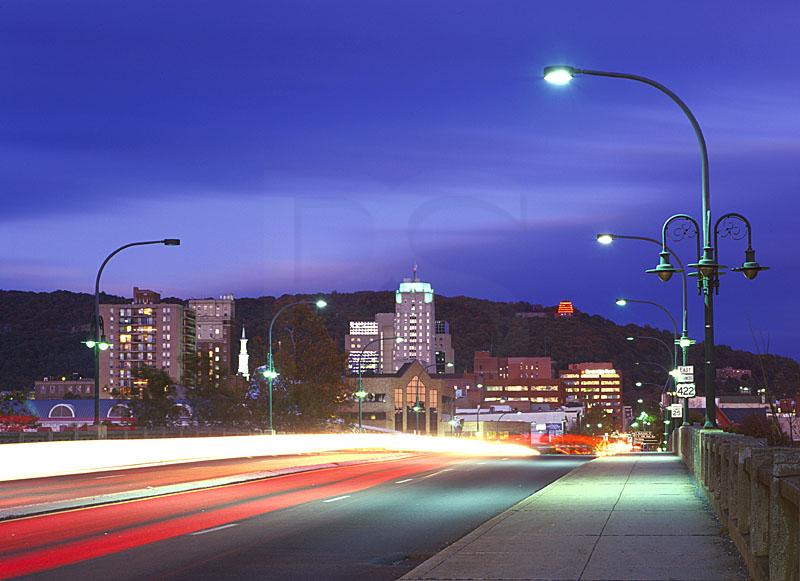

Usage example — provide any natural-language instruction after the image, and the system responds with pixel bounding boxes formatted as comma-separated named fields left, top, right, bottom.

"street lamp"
left=354, top=336, right=404, bottom=431
left=547, top=65, right=768, bottom=428
left=494, top=410, right=522, bottom=440
left=265, top=298, right=328, bottom=434
left=600, top=233, right=695, bottom=426
left=88, top=239, right=180, bottom=433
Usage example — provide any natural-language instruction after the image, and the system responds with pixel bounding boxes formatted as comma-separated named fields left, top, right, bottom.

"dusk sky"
left=1, top=1, right=798, bottom=358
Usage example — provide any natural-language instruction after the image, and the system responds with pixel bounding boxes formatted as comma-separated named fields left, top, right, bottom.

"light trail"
left=0, top=433, right=537, bottom=482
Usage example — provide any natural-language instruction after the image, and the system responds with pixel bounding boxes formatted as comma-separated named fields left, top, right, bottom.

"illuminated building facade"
left=481, top=379, right=563, bottom=411
left=556, top=301, right=575, bottom=317
left=188, top=295, right=235, bottom=386
left=345, top=268, right=454, bottom=374
left=559, top=362, right=623, bottom=428
left=340, top=361, right=453, bottom=434
left=100, top=287, right=196, bottom=397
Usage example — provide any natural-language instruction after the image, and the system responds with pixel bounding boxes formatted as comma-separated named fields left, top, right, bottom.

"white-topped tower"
left=237, top=327, right=250, bottom=380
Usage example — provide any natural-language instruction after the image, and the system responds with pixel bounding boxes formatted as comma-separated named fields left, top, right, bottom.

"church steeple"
left=237, top=327, right=250, bottom=380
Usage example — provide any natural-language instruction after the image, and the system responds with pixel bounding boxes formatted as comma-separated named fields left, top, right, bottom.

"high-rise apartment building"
left=559, top=362, right=623, bottom=428
left=345, top=268, right=454, bottom=374
left=99, top=287, right=196, bottom=397
left=188, top=295, right=235, bottom=386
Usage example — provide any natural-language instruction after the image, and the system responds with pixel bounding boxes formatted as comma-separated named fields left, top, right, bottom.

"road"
left=0, top=454, right=588, bottom=580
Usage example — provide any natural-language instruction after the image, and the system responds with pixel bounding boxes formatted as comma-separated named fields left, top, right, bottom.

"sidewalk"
left=401, top=453, right=746, bottom=581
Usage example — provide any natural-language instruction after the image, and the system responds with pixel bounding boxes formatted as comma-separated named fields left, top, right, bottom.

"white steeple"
left=237, top=327, right=250, bottom=380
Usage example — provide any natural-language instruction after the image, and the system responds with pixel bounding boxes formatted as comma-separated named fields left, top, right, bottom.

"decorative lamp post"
left=546, top=65, right=768, bottom=428
left=264, top=298, right=327, bottom=434
left=87, top=239, right=180, bottom=434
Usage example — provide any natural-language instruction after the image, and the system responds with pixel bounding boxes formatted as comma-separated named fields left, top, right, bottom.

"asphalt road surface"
left=0, top=454, right=589, bottom=580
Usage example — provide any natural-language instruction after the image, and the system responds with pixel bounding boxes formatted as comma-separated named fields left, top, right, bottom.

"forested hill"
left=1, top=290, right=798, bottom=396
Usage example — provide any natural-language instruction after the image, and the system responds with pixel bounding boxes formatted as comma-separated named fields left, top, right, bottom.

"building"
left=99, top=287, right=196, bottom=397
left=188, top=295, right=235, bottom=386
left=340, top=361, right=456, bottom=434
left=34, top=376, right=97, bottom=399
left=473, top=351, right=553, bottom=380
left=345, top=267, right=454, bottom=374
left=481, top=378, right=563, bottom=411
left=559, top=362, right=623, bottom=429
left=556, top=301, right=575, bottom=317
left=237, top=328, right=250, bottom=380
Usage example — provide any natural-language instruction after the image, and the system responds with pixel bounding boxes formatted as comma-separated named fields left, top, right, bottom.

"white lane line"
left=421, top=468, right=454, bottom=479
left=322, top=495, right=351, bottom=503
left=94, top=475, right=124, bottom=480
left=501, top=458, right=509, bottom=461
left=476, top=462, right=487, bottom=465
left=395, top=478, right=414, bottom=484
left=190, top=523, right=238, bottom=536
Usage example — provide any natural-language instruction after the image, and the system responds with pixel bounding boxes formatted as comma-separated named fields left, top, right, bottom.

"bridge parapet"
left=672, top=426, right=800, bottom=581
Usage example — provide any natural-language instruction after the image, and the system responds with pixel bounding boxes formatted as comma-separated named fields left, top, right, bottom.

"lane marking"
left=93, top=475, right=124, bottom=480
left=322, top=495, right=351, bottom=503
left=476, top=462, right=487, bottom=465
left=189, top=523, right=238, bottom=536
left=395, top=478, right=414, bottom=484
left=421, top=468, right=454, bottom=479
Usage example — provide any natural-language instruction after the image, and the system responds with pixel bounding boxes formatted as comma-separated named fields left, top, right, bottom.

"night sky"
left=1, top=1, right=798, bottom=358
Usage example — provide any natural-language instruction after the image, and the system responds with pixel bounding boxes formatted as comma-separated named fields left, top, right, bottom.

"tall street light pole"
left=355, top=335, right=403, bottom=431
left=545, top=65, right=768, bottom=429
left=264, top=298, right=327, bottom=434
left=599, top=234, right=695, bottom=424
left=86, top=239, right=180, bottom=435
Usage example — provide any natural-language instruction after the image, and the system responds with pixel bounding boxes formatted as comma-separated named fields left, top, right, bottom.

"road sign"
left=669, top=403, right=683, bottom=418
left=678, top=366, right=694, bottom=374
left=675, top=383, right=696, bottom=398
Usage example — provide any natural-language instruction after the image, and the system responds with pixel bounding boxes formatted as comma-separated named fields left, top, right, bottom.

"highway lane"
left=0, top=454, right=588, bottom=580
left=0, top=451, right=403, bottom=512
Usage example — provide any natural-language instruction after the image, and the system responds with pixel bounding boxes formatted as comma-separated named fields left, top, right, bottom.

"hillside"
left=1, top=290, right=797, bottom=397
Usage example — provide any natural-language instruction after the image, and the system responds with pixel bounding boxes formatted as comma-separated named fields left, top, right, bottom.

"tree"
left=187, top=368, right=255, bottom=427
left=271, top=304, right=347, bottom=432
left=129, top=367, right=177, bottom=428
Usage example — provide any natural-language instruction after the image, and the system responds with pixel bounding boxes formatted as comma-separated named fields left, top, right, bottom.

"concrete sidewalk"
left=401, top=453, right=746, bottom=581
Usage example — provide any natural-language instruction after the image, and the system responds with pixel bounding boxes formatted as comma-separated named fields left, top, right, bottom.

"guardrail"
left=0, top=427, right=264, bottom=444
left=672, top=426, right=800, bottom=581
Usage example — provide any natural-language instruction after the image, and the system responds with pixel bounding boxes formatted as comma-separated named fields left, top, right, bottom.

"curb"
left=399, top=456, right=598, bottom=580
left=0, top=454, right=410, bottom=521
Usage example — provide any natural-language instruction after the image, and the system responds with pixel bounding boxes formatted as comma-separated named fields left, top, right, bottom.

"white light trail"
left=0, top=433, right=537, bottom=482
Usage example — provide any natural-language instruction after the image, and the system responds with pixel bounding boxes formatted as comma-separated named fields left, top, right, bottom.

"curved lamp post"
left=87, top=239, right=180, bottom=432
left=264, top=298, right=327, bottom=434
left=546, top=65, right=768, bottom=429
left=494, top=409, right=522, bottom=440
left=355, top=335, right=404, bottom=431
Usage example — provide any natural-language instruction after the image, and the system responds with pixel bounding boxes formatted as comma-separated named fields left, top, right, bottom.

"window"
left=49, top=404, right=75, bottom=418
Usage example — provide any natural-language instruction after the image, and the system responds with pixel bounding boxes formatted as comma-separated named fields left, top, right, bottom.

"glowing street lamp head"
left=262, top=369, right=279, bottom=380
left=615, top=298, right=628, bottom=307
left=669, top=369, right=680, bottom=378
left=355, top=390, right=368, bottom=399
left=626, top=336, right=635, bottom=342
left=83, top=339, right=97, bottom=349
left=635, top=381, right=643, bottom=387
left=543, top=65, right=576, bottom=86
left=678, top=335, right=694, bottom=349
left=315, top=299, right=328, bottom=309
left=596, top=233, right=614, bottom=245
left=395, top=337, right=405, bottom=344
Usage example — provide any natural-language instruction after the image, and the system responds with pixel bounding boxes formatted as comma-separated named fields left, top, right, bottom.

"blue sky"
left=1, top=1, right=798, bottom=358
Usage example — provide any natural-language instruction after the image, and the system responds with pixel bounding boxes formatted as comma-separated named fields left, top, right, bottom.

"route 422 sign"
left=675, top=383, right=696, bottom=398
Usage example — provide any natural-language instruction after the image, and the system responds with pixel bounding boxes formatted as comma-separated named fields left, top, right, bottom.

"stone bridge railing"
left=672, top=426, right=800, bottom=581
